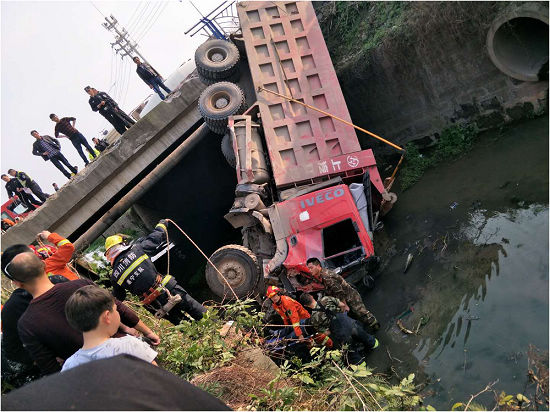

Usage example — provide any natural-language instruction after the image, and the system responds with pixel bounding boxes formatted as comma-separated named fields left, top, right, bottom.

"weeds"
left=400, top=124, right=478, bottom=190
left=128, top=297, right=426, bottom=410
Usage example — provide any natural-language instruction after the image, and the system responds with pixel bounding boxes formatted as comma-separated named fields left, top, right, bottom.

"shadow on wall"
left=131, top=130, right=241, bottom=297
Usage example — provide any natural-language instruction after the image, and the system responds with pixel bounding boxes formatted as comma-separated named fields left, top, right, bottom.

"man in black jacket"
left=133, top=56, right=172, bottom=100
left=104, top=220, right=206, bottom=324
left=85, top=86, right=135, bottom=135
left=92, top=137, right=109, bottom=152
left=31, top=130, right=77, bottom=179
left=1, top=174, right=40, bottom=211
left=8, top=169, right=49, bottom=202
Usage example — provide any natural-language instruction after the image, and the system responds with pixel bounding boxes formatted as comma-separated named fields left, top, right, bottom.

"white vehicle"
left=138, top=59, right=197, bottom=118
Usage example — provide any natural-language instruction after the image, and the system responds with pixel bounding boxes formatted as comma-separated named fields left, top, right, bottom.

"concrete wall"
left=330, top=2, right=548, bottom=153
left=1, top=77, right=206, bottom=251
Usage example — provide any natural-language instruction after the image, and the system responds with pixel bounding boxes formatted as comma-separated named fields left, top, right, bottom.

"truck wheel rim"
left=210, top=91, right=230, bottom=110
left=207, top=47, right=227, bottom=63
left=218, top=260, right=246, bottom=287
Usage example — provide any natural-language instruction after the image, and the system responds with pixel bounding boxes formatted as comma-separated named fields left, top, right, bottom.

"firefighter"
left=30, top=230, right=79, bottom=281
left=104, top=220, right=206, bottom=324
left=266, top=286, right=310, bottom=341
left=300, top=293, right=378, bottom=364
left=306, top=257, right=380, bottom=332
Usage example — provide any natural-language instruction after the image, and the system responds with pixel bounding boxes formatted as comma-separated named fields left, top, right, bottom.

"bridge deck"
left=1, top=77, right=206, bottom=251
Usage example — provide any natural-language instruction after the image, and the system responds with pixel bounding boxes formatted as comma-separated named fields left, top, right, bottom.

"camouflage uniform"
left=310, top=296, right=343, bottom=334
left=318, top=268, right=378, bottom=327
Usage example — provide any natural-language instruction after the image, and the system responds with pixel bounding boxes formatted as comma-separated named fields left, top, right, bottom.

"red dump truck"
left=192, top=1, right=396, bottom=298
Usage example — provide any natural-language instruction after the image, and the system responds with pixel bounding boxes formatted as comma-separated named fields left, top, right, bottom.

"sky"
left=1, top=0, right=228, bottom=203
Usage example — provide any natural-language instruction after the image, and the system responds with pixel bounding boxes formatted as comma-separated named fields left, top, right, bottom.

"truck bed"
left=238, top=1, right=365, bottom=189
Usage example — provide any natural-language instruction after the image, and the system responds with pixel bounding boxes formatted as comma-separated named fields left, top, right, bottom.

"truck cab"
left=1, top=198, right=33, bottom=232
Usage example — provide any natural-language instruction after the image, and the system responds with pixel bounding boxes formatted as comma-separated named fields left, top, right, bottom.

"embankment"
left=315, top=2, right=549, bottom=155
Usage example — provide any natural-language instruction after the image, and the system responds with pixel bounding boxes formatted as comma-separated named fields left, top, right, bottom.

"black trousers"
left=17, top=190, right=39, bottom=211
left=50, top=153, right=77, bottom=179
left=28, top=181, right=49, bottom=202
left=150, top=284, right=206, bottom=325
left=101, top=108, right=135, bottom=135
left=70, top=132, right=96, bottom=165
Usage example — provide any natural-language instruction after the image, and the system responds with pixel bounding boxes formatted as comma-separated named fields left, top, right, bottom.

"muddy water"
left=363, top=115, right=548, bottom=409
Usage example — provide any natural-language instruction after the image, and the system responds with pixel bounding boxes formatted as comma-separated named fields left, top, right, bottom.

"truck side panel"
left=238, top=1, right=362, bottom=188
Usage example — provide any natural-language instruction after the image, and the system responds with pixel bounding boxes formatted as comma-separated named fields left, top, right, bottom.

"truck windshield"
left=322, top=219, right=364, bottom=268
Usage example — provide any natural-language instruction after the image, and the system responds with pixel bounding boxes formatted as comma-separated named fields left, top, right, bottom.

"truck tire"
left=198, top=67, right=241, bottom=86
left=195, top=39, right=240, bottom=81
left=198, top=82, right=246, bottom=135
left=221, top=133, right=236, bottom=167
left=205, top=244, right=261, bottom=299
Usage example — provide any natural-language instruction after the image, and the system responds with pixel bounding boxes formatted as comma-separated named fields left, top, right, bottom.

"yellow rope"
left=165, top=219, right=240, bottom=301
left=257, top=86, right=404, bottom=152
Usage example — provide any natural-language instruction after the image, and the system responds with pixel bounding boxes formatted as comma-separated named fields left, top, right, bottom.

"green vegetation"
left=400, top=124, right=478, bottom=190
left=129, top=299, right=426, bottom=410
left=317, top=2, right=409, bottom=70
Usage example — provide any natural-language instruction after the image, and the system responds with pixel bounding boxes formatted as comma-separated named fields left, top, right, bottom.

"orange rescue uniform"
left=44, top=233, right=79, bottom=281
left=272, top=295, right=310, bottom=337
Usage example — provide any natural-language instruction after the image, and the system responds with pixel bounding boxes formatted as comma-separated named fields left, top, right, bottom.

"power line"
left=89, top=1, right=106, bottom=18
left=101, top=14, right=163, bottom=78
left=134, top=2, right=162, bottom=40
left=128, top=2, right=151, bottom=34
left=137, top=2, right=168, bottom=43
left=125, top=2, right=143, bottom=30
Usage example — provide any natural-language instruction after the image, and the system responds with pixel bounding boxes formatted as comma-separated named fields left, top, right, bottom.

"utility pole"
left=102, top=15, right=161, bottom=77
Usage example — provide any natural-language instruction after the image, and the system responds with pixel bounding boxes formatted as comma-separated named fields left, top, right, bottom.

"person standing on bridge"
left=49, top=114, right=96, bottom=166
left=31, top=130, right=77, bottom=179
left=7, top=169, right=49, bottom=202
left=104, top=220, right=206, bottom=324
left=85, top=86, right=135, bottom=135
left=1, top=174, right=40, bottom=211
left=133, top=56, right=172, bottom=101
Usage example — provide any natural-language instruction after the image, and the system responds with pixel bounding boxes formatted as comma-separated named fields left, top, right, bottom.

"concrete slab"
left=1, top=77, right=207, bottom=251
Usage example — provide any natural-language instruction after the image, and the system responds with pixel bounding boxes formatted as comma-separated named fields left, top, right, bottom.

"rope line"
left=257, top=86, right=404, bottom=152
left=165, top=219, right=240, bottom=301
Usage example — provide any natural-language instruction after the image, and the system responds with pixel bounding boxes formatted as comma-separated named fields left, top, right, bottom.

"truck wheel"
left=195, top=39, right=240, bottom=81
left=206, top=244, right=261, bottom=299
left=221, top=133, right=236, bottom=167
left=198, top=82, right=246, bottom=135
left=198, top=68, right=241, bottom=86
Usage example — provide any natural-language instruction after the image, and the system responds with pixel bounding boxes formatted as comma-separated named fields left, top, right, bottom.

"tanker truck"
left=191, top=1, right=397, bottom=299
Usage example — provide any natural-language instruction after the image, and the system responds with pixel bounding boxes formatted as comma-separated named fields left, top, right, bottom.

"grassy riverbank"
left=129, top=299, right=428, bottom=410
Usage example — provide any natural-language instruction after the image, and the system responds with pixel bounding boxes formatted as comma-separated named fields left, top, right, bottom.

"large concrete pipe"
left=73, top=123, right=210, bottom=253
left=487, top=3, right=549, bottom=82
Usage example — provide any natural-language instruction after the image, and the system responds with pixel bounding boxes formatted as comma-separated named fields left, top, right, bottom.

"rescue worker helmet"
left=28, top=244, right=56, bottom=260
left=266, top=286, right=281, bottom=298
left=105, top=235, right=124, bottom=252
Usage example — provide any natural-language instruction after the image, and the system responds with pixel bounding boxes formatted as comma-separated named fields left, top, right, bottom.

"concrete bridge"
left=1, top=77, right=208, bottom=252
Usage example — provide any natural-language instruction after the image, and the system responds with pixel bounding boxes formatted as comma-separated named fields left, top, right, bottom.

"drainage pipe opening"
left=487, top=6, right=549, bottom=82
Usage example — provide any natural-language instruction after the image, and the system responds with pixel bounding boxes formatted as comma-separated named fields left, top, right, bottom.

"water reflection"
left=365, top=115, right=548, bottom=408
left=410, top=205, right=548, bottom=408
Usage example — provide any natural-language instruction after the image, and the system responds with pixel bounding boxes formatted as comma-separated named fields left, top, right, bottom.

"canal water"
left=364, top=114, right=548, bottom=409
